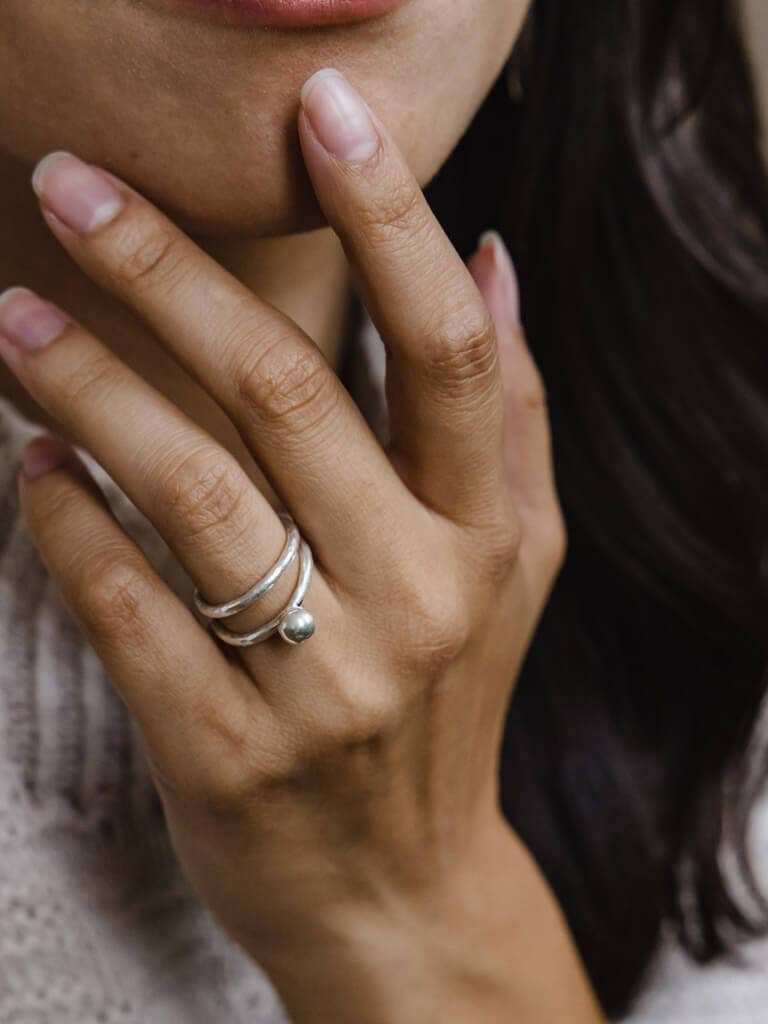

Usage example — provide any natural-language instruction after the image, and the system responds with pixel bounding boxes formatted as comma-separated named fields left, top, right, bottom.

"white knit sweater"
left=1, top=318, right=767, bottom=1022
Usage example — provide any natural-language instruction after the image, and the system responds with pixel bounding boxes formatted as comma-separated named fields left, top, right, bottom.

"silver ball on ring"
left=277, top=606, right=316, bottom=645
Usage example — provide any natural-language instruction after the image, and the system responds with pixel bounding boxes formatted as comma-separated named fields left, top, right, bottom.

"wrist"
left=248, top=819, right=603, bottom=1024
left=255, top=906, right=516, bottom=1024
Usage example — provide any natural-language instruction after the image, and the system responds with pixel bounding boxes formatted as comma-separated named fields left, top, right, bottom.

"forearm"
left=252, top=826, right=604, bottom=1024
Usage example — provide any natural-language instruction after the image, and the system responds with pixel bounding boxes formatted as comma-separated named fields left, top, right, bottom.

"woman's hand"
left=0, top=69, right=598, bottom=1022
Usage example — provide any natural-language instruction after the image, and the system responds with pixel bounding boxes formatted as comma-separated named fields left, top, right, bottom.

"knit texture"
left=1, top=314, right=768, bottom=1021
left=0, top=394, right=291, bottom=1024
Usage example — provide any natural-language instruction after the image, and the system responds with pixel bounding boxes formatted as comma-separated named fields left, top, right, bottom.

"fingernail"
left=475, top=231, right=520, bottom=327
left=21, top=435, right=71, bottom=480
left=0, top=287, right=69, bottom=351
left=301, top=69, right=380, bottom=165
left=32, top=151, right=124, bottom=234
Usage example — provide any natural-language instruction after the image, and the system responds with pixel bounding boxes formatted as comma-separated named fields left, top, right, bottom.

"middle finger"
left=29, top=151, right=409, bottom=577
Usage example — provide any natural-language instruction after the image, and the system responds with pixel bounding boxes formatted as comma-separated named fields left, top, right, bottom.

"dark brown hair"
left=425, top=0, right=768, bottom=1015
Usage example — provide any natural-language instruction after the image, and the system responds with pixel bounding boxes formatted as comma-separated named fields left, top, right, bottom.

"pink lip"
left=173, top=0, right=407, bottom=27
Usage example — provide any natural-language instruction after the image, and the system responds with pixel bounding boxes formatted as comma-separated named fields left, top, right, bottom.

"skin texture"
left=0, top=0, right=527, bottom=470
left=1, top=0, right=524, bottom=236
left=0, top=3, right=603, bottom=1021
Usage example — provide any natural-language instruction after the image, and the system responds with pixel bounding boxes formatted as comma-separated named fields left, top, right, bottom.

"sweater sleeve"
left=0, top=396, right=286, bottom=1024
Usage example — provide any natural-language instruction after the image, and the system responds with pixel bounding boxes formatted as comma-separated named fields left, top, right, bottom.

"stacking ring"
left=193, top=512, right=316, bottom=647
left=193, top=513, right=300, bottom=619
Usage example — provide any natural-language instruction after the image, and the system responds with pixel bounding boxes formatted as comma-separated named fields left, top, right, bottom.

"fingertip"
left=299, top=67, right=345, bottom=108
left=298, top=67, right=381, bottom=166
left=31, top=151, right=75, bottom=199
left=20, top=434, right=74, bottom=482
left=467, top=234, right=497, bottom=292
left=470, top=230, right=520, bottom=329
left=31, top=152, right=125, bottom=236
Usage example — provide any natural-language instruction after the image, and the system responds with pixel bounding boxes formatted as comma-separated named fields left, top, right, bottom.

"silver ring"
left=194, top=512, right=300, bottom=620
left=210, top=540, right=315, bottom=648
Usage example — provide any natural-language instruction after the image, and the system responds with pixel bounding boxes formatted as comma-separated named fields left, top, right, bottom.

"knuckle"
left=57, top=351, right=120, bottom=418
left=235, top=343, right=339, bottom=436
left=198, top=772, right=257, bottom=818
left=410, top=612, right=472, bottom=679
left=23, top=478, right=83, bottom=538
left=539, top=508, right=569, bottom=576
left=398, top=577, right=473, bottom=678
left=477, top=512, right=523, bottom=582
left=520, top=504, right=568, bottom=592
left=308, top=683, right=404, bottom=754
left=355, top=176, right=428, bottom=243
left=154, top=448, right=250, bottom=540
left=109, top=220, right=188, bottom=293
left=191, top=707, right=263, bottom=814
left=514, top=366, right=549, bottom=415
left=157, top=698, right=276, bottom=817
left=421, top=305, right=498, bottom=396
left=77, top=553, right=154, bottom=644
left=266, top=692, right=405, bottom=793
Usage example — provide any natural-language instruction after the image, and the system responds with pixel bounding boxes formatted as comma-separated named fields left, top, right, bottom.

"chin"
left=96, top=104, right=458, bottom=241
left=105, top=124, right=335, bottom=241
left=0, top=0, right=527, bottom=240
left=49, top=77, right=471, bottom=241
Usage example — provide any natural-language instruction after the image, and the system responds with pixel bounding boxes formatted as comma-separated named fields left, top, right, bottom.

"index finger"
left=298, top=68, right=506, bottom=526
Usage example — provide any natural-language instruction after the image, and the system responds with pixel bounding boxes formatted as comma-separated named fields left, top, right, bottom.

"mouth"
left=166, top=0, right=409, bottom=28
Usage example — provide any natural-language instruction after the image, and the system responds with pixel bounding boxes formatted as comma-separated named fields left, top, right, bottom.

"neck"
left=0, top=152, right=352, bottom=466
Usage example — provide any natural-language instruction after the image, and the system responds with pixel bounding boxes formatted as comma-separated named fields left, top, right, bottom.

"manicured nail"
left=32, top=151, right=124, bottom=234
left=301, top=69, right=380, bottom=165
left=471, top=230, right=520, bottom=327
left=21, top=435, right=71, bottom=480
left=0, top=287, right=69, bottom=351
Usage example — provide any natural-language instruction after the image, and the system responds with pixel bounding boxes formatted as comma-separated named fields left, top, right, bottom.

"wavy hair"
left=425, top=0, right=768, bottom=1015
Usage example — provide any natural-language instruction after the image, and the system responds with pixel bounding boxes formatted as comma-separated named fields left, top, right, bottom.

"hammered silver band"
left=193, top=512, right=316, bottom=648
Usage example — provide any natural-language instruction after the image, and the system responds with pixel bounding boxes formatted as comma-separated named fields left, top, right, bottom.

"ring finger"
left=0, top=285, right=336, bottom=662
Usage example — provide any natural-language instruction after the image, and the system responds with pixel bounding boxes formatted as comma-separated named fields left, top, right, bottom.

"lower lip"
left=175, top=0, right=407, bottom=28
